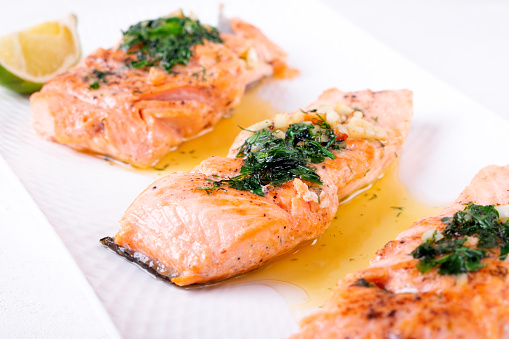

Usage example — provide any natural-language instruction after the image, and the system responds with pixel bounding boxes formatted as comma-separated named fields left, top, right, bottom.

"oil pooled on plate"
left=121, top=89, right=442, bottom=312
left=227, top=160, right=442, bottom=310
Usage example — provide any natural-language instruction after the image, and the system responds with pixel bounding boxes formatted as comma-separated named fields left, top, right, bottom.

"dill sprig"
left=88, top=69, right=114, bottom=90
left=411, top=203, right=509, bottom=275
left=411, top=236, right=486, bottom=275
left=120, top=14, right=222, bottom=71
left=197, top=116, right=346, bottom=197
left=442, top=203, right=509, bottom=249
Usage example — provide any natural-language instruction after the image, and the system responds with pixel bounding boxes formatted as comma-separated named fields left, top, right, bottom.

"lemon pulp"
left=0, top=14, right=80, bottom=93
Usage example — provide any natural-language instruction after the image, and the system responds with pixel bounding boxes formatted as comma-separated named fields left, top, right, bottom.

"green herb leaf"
left=415, top=260, right=437, bottom=274
left=88, top=69, right=114, bottom=89
left=411, top=237, right=486, bottom=275
left=412, top=203, right=509, bottom=275
left=352, top=278, right=377, bottom=288
left=89, top=81, right=100, bottom=90
left=120, top=14, right=222, bottom=72
left=500, top=243, right=509, bottom=260
left=435, top=248, right=486, bottom=275
left=199, top=116, right=347, bottom=196
left=443, top=202, right=509, bottom=249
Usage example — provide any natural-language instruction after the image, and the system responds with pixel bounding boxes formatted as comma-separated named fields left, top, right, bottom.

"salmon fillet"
left=292, top=165, right=509, bottom=339
left=30, top=14, right=287, bottom=168
left=101, top=88, right=413, bottom=286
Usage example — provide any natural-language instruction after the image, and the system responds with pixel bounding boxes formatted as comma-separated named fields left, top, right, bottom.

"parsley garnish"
left=88, top=70, right=114, bottom=90
left=411, top=203, right=509, bottom=275
left=352, top=278, right=378, bottom=288
left=120, top=14, right=222, bottom=72
left=411, top=236, right=486, bottom=274
left=442, top=203, right=509, bottom=249
left=89, top=81, right=100, bottom=90
left=198, top=115, right=346, bottom=196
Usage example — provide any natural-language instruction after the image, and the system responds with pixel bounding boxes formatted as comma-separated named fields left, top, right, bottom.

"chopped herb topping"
left=411, top=203, right=509, bottom=275
left=197, top=114, right=347, bottom=196
left=88, top=70, right=114, bottom=90
left=442, top=203, right=509, bottom=249
left=197, top=178, right=228, bottom=194
left=191, top=66, right=207, bottom=80
left=120, top=14, right=222, bottom=71
left=500, top=243, right=509, bottom=261
left=411, top=235, right=486, bottom=275
left=352, top=278, right=377, bottom=288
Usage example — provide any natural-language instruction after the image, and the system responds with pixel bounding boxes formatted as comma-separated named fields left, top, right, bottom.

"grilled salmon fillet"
left=292, top=165, right=509, bottom=339
left=30, top=14, right=287, bottom=168
left=101, top=88, right=413, bottom=286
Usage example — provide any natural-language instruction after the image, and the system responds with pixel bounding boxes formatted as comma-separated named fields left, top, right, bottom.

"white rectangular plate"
left=1, top=0, right=509, bottom=338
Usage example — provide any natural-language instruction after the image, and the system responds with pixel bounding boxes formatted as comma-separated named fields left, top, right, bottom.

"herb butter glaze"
left=411, top=202, right=509, bottom=275
left=120, top=14, right=222, bottom=71
left=30, top=13, right=288, bottom=167
left=292, top=165, right=509, bottom=339
left=103, top=89, right=413, bottom=286
left=198, top=114, right=347, bottom=196
left=228, top=161, right=440, bottom=310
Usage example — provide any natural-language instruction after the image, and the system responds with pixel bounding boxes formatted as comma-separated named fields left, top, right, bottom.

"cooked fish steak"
left=103, top=88, right=413, bottom=286
left=30, top=15, right=287, bottom=168
left=292, top=165, right=509, bottom=339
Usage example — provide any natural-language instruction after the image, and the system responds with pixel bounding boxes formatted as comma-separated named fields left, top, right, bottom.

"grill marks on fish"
left=104, top=89, right=413, bottom=286
left=292, top=165, right=509, bottom=339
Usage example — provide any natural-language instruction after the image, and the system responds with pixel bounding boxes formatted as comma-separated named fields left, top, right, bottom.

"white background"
left=0, top=0, right=508, bottom=337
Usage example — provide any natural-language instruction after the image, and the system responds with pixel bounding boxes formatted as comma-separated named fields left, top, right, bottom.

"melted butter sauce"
left=109, top=91, right=442, bottom=311
left=227, top=161, right=442, bottom=310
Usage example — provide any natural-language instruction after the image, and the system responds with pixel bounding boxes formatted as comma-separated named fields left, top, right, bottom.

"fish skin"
left=30, top=17, right=286, bottom=168
left=111, top=88, right=413, bottom=286
left=292, top=165, right=509, bottom=339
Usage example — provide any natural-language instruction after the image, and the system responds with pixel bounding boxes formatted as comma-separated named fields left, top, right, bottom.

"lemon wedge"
left=0, top=14, right=80, bottom=93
